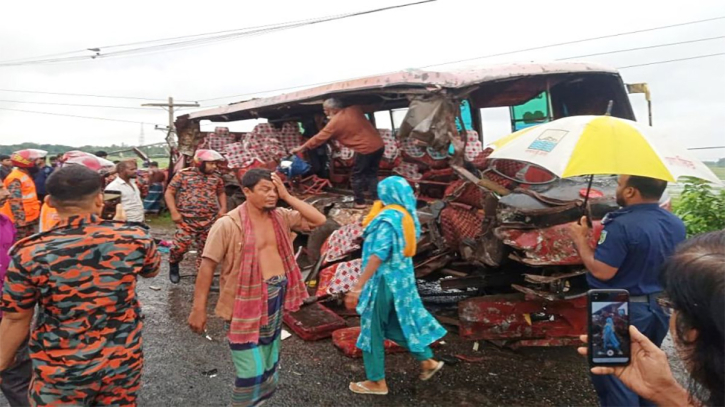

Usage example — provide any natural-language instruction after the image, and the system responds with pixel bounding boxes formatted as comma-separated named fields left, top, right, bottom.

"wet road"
left=139, top=267, right=598, bottom=406
left=136, top=224, right=599, bottom=406
left=1, top=222, right=687, bottom=406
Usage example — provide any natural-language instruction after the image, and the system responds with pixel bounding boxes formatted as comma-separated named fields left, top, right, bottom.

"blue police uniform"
left=589, top=203, right=686, bottom=406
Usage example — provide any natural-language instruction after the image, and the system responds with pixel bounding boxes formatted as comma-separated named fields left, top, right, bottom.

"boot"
left=169, top=262, right=180, bottom=284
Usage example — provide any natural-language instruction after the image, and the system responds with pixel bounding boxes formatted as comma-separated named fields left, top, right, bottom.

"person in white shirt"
left=105, top=160, right=145, bottom=223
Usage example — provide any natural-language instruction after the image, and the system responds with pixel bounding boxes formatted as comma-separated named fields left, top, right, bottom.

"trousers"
left=351, top=148, right=384, bottom=205
left=169, top=216, right=215, bottom=269
left=0, top=335, right=32, bottom=407
left=362, top=276, right=433, bottom=381
left=591, top=297, right=670, bottom=407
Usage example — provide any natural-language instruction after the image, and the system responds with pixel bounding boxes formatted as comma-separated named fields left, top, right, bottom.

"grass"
left=145, top=212, right=174, bottom=228
left=107, top=156, right=170, bottom=168
left=707, top=164, right=725, bottom=180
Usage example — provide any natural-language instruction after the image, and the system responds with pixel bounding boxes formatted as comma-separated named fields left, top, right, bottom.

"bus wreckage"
left=174, top=61, right=666, bottom=348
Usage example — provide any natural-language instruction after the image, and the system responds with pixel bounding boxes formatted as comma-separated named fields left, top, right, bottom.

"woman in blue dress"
left=345, top=176, right=447, bottom=396
left=603, top=317, right=621, bottom=353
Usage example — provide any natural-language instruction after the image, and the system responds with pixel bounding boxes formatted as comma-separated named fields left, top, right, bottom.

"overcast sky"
left=1, top=0, right=723, bottom=160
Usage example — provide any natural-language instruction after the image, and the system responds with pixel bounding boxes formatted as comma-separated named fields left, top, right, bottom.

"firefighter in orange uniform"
left=0, top=149, right=46, bottom=239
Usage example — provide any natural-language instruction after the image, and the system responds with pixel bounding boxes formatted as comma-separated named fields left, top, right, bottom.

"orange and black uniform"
left=167, top=167, right=224, bottom=268
left=1, top=168, right=40, bottom=239
left=0, top=214, right=160, bottom=406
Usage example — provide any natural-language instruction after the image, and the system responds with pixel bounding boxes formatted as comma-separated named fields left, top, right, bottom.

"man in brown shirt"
left=291, top=98, right=385, bottom=208
left=187, top=169, right=325, bottom=406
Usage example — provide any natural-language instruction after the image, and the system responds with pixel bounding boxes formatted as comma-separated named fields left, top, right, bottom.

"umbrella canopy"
left=488, top=115, right=721, bottom=184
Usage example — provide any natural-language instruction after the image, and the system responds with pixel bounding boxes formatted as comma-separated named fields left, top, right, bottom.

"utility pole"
left=142, top=96, right=199, bottom=174
left=141, top=96, right=199, bottom=134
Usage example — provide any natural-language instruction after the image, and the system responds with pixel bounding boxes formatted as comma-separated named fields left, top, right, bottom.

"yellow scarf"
left=362, top=201, right=417, bottom=257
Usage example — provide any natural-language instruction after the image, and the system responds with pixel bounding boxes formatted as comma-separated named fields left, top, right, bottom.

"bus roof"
left=186, top=61, right=620, bottom=122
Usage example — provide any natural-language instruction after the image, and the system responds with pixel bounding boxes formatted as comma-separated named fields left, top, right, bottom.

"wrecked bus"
left=174, top=61, right=649, bottom=347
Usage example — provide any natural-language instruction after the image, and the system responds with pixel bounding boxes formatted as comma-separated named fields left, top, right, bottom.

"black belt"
left=630, top=293, right=661, bottom=303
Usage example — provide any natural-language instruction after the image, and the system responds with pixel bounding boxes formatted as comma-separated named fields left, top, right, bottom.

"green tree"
left=674, top=178, right=725, bottom=236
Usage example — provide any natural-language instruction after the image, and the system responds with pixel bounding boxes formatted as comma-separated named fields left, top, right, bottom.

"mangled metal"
left=174, top=61, right=645, bottom=347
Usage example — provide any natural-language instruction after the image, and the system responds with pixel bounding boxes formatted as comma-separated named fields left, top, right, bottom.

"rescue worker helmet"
left=63, top=151, right=115, bottom=172
left=193, top=149, right=225, bottom=166
left=10, top=149, right=48, bottom=168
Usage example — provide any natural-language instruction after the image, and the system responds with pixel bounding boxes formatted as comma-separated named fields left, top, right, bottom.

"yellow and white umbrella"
left=488, top=115, right=721, bottom=184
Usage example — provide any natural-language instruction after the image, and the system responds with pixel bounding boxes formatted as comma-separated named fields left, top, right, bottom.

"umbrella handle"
left=580, top=174, right=594, bottom=228
left=578, top=211, right=593, bottom=229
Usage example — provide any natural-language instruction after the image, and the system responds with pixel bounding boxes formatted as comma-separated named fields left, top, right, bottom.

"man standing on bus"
left=291, top=98, right=384, bottom=209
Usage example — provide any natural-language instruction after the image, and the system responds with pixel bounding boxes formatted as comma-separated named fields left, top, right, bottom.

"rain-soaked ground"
left=137, top=223, right=598, bottom=406
left=2, top=221, right=688, bottom=407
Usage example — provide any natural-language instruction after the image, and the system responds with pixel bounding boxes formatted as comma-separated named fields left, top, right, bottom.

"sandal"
left=420, top=361, right=444, bottom=381
left=349, top=381, right=389, bottom=396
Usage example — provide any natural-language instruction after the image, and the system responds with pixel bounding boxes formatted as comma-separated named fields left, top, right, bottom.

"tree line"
left=0, top=142, right=168, bottom=157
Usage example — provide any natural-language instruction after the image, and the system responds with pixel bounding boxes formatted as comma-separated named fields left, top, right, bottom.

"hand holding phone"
left=580, top=325, right=684, bottom=404
left=102, top=190, right=122, bottom=220
left=587, top=289, right=631, bottom=366
left=113, top=204, right=127, bottom=221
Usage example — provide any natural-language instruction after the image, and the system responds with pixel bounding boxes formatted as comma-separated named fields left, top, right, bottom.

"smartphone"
left=587, top=289, right=631, bottom=366
left=102, top=190, right=122, bottom=220
left=103, top=190, right=122, bottom=202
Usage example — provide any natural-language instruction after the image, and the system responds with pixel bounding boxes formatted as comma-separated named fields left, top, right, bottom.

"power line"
left=0, top=107, right=162, bottom=125
left=0, top=1, right=435, bottom=67
left=197, top=80, right=350, bottom=104
left=617, top=52, right=725, bottom=69
left=0, top=99, right=154, bottom=111
left=0, top=16, right=353, bottom=64
left=198, top=34, right=725, bottom=104
left=688, top=146, right=725, bottom=151
left=0, top=88, right=193, bottom=102
left=419, top=15, right=725, bottom=68
left=558, top=35, right=725, bottom=60
left=0, top=8, right=388, bottom=65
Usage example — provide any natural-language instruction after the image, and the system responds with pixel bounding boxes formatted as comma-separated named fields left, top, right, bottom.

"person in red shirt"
left=291, top=99, right=384, bottom=208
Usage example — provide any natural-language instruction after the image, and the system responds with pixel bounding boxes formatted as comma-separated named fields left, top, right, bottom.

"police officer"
left=569, top=175, right=686, bottom=407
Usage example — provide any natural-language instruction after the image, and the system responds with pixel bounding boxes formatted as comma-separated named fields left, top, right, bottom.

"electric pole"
left=142, top=96, right=199, bottom=175
left=141, top=96, right=199, bottom=133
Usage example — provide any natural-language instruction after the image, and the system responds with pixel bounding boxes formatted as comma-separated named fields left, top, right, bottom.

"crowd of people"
left=0, top=99, right=723, bottom=407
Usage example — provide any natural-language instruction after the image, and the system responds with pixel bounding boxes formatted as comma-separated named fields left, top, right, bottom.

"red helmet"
left=11, top=149, right=47, bottom=168
left=63, top=151, right=115, bottom=172
left=193, top=149, right=225, bottom=166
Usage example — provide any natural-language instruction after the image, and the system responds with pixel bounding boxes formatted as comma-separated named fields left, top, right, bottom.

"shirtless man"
left=188, top=169, right=325, bottom=406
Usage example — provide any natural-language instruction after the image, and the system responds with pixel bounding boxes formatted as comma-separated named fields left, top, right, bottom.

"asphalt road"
left=1, top=222, right=688, bottom=406
left=136, top=224, right=600, bottom=406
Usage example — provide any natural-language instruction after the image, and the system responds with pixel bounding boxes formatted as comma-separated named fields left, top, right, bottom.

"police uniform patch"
left=598, top=230, right=608, bottom=245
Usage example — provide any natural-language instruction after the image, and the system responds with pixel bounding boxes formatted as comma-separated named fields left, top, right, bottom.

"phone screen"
left=104, top=190, right=122, bottom=201
left=102, top=190, right=122, bottom=220
left=588, top=289, right=631, bottom=366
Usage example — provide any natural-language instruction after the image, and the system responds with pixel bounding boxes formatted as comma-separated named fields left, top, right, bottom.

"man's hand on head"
left=271, top=173, right=291, bottom=202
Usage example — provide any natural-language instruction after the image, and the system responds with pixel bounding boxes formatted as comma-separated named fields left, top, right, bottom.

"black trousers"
left=0, top=335, right=31, bottom=407
left=351, top=148, right=384, bottom=205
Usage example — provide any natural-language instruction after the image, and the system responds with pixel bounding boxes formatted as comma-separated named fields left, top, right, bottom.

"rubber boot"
left=169, top=262, right=180, bottom=284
